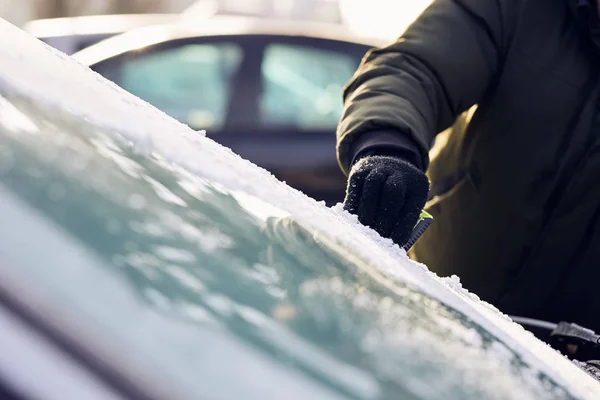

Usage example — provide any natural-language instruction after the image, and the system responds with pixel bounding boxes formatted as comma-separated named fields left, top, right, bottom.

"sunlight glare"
left=340, top=0, right=433, bottom=41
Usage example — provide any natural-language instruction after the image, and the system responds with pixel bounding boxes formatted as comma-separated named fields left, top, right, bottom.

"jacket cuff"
left=348, top=130, right=426, bottom=171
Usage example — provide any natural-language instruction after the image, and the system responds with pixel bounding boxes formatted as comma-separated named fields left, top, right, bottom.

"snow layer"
left=1, top=18, right=600, bottom=398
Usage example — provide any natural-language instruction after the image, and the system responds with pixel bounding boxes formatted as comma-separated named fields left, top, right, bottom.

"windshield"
left=0, top=82, right=577, bottom=399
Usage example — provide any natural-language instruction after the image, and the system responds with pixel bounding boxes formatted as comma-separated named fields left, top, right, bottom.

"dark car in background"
left=72, top=17, right=381, bottom=205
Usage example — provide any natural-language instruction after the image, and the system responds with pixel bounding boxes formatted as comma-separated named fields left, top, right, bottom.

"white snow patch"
left=1, top=19, right=599, bottom=399
left=573, top=361, right=600, bottom=381
left=441, top=275, right=513, bottom=323
left=154, top=246, right=197, bottom=264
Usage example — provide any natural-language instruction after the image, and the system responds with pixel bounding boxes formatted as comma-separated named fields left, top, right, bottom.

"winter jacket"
left=336, top=0, right=600, bottom=330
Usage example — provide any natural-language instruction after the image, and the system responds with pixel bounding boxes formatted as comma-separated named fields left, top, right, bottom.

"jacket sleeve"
left=336, top=0, right=518, bottom=175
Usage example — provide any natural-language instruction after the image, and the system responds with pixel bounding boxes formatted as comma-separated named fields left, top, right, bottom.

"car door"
left=90, top=34, right=371, bottom=206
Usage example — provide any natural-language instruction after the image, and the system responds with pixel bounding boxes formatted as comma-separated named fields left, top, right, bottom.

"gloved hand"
left=343, top=155, right=430, bottom=246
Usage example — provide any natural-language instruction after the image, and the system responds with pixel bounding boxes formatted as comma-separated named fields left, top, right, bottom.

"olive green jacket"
left=337, top=0, right=600, bottom=329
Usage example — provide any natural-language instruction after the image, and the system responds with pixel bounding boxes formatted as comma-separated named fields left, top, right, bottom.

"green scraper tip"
left=402, top=210, right=433, bottom=252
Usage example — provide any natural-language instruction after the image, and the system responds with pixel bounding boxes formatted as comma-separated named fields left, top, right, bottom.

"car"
left=72, top=17, right=383, bottom=206
left=2, top=16, right=600, bottom=400
left=22, top=0, right=346, bottom=55
left=22, top=13, right=180, bottom=55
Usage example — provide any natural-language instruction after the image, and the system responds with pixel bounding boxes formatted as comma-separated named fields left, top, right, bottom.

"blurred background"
left=0, top=0, right=432, bottom=206
left=1, top=0, right=431, bottom=40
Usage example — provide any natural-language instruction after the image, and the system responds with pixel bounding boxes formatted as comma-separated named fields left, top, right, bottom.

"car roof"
left=22, top=13, right=180, bottom=38
left=71, top=15, right=384, bottom=66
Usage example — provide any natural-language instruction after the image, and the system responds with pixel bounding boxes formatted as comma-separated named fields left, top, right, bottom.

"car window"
left=118, top=43, right=243, bottom=130
left=260, top=43, right=361, bottom=130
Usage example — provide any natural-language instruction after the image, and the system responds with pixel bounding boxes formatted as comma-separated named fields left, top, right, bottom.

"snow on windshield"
left=0, top=18, right=599, bottom=398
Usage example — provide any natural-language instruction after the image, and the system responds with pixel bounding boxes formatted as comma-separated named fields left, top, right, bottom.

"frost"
left=573, top=360, right=600, bottom=381
left=128, top=193, right=148, bottom=210
left=0, top=93, right=39, bottom=133
left=441, top=275, right=512, bottom=323
left=179, top=224, right=234, bottom=253
left=166, top=265, right=206, bottom=292
left=154, top=246, right=197, bottom=263
left=144, top=176, right=188, bottom=207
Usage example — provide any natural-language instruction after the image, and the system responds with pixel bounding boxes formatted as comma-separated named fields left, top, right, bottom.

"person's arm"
left=336, top=0, right=518, bottom=174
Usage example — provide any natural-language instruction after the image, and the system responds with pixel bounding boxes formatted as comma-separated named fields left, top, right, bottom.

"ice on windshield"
left=0, top=93, right=577, bottom=399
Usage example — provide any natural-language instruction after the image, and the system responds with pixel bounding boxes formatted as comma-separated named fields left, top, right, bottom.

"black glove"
left=343, top=155, right=429, bottom=246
